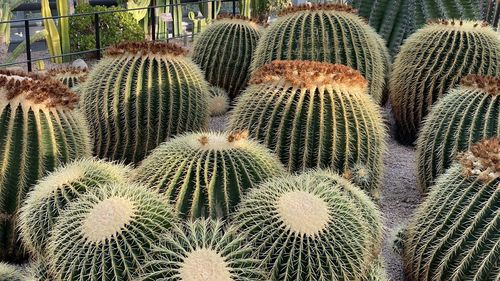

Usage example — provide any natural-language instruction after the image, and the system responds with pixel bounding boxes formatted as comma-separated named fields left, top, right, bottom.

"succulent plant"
left=229, top=61, right=386, bottom=197
left=81, top=41, right=210, bottom=164
left=231, top=171, right=383, bottom=281
left=133, top=131, right=285, bottom=219
left=389, top=20, right=500, bottom=144
left=46, top=67, right=88, bottom=89
left=251, top=4, right=389, bottom=103
left=0, top=70, right=91, bottom=261
left=18, top=159, right=131, bottom=255
left=207, top=86, right=230, bottom=116
left=404, top=137, right=500, bottom=281
left=28, top=258, right=52, bottom=281
left=47, top=183, right=178, bottom=281
left=363, top=259, right=389, bottom=281
left=192, top=15, right=261, bottom=99
left=0, top=263, right=28, bottom=281
left=414, top=0, right=483, bottom=27
left=139, top=219, right=264, bottom=281
left=416, top=75, right=500, bottom=192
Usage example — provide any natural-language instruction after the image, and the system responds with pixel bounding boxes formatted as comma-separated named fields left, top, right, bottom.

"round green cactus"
left=133, top=131, right=285, bottom=219
left=405, top=138, right=500, bottom=281
left=251, top=4, right=389, bottom=103
left=0, top=263, right=28, bottom=281
left=389, top=20, right=500, bottom=144
left=363, top=259, right=389, bottom=281
left=18, top=159, right=131, bottom=255
left=139, top=219, right=264, bottom=281
left=28, top=258, right=51, bottom=281
left=231, top=171, right=383, bottom=281
left=192, top=15, right=261, bottom=99
left=81, top=41, right=210, bottom=164
left=229, top=61, right=386, bottom=197
left=0, top=70, right=91, bottom=261
left=207, top=86, right=230, bottom=116
left=47, top=183, right=178, bottom=281
left=417, top=75, right=500, bottom=192
left=46, top=67, right=88, bottom=89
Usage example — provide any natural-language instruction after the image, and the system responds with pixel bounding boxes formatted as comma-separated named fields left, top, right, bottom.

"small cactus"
left=207, top=86, right=230, bottom=116
left=46, top=67, right=87, bottom=89
left=363, top=259, right=389, bottom=281
left=133, top=131, right=285, bottom=219
left=0, top=263, right=28, bottom=281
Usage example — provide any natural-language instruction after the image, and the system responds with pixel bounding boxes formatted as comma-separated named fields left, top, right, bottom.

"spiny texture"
left=207, top=86, right=230, bottom=116
left=28, top=258, right=51, bottom=281
left=139, top=219, right=264, bottom=281
left=192, top=17, right=261, bottom=99
left=404, top=138, right=500, bottom=281
left=229, top=61, right=386, bottom=197
left=46, top=67, right=88, bottom=89
left=363, top=259, right=389, bottom=281
left=133, top=131, right=285, bottom=219
left=251, top=4, right=389, bottom=103
left=18, top=159, right=131, bottom=255
left=0, top=263, right=27, bottom=281
left=232, top=171, right=383, bottom=281
left=389, top=20, right=500, bottom=144
left=81, top=41, right=209, bottom=164
left=414, top=0, right=484, bottom=27
left=417, top=75, right=500, bottom=192
left=0, top=73, right=91, bottom=261
left=47, top=183, right=178, bottom=281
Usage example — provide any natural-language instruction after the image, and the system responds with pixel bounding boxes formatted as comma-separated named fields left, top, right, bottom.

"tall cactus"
left=404, top=137, right=500, bottom=281
left=414, top=0, right=484, bottom=28
left=46, top=67, right=88, bottom=89
left=417, top=75, right=500, bottom=192
left=229, top=61, right=386, bottom=197
left=389, top=20, right=500, bottom=144
left=0, top=70, right=91, bottom=261
left=81, top=42, right=210, bottom=164
left=251, top=4, right=389, bottom=103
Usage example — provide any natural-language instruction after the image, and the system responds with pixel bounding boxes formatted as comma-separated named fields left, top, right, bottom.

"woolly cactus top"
left=105, top=41, right=188, bottom=57
left=425, top=19, right=491, bottom=32
left=460, top=75, right=499, bottom=95
left=179, top=248, right=232, bottom=281
left=458, top=138, right=500, bottom=182
left=278, top=3, right=357, bottom=16
left=189, top=131, right=251, bottom=150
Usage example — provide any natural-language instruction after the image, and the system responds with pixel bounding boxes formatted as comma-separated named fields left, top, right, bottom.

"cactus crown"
left=105, top=41, right=188, bottom=57
left=460, top=75, right=499, bottom=95
left=179, top=248, right=232, bottom=281
left=458, top=138, right=500, bottom=182
left=278, top=3, right=357, bottom=16
left=192, top=131, right=250, bottom=150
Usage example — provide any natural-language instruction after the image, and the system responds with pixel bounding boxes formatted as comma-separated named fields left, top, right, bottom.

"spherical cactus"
left=207, top=86, right=230, bottom=116
left=28, top=258, right=51, bottom=281
left=231, top=171, right=383, bottom=281
left=389, top=20, right=500, bottom=144
left=417, top=75, right=500, bottom=192
left=251, top=4, right=389, bottom=103
left=81, top=41, right=210, bottom=164
left=192, top=15, right=261, bottom=99
left=0, top=70, right=91, bottom=261
left=229, top=61, right=386, bottom=196
left=363, top=259, right=389, bottom=281
left=404, top=138, right=500, bottom=281
left=139, top=219, right=264, bottom=281
left=47, top=183, right=178, bottom=281
left=132, top=131, right=285, bottom=219
left=46, top=67, right=87, bottom=89
left=18, top=159, right=131, bottom=255
left=0, top=263, right=28, bottom=281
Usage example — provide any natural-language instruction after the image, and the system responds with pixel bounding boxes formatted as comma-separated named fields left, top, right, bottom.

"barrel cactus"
left=404, top=137, right=500, bottom=281
left=46, top=67, right=87, bottom=89
left=417, top=75, right=500, bottom=192
left=18, top=159, right=131, bottom=255
left=0, top=263, right=28, bottom=281
left=192, top=15, right=261, bottom=99
left=133, top=131, right=285, bottom=219
left=47, top=183, right=178, bottom=281
left=207, top=86, right=230, bottom=116
left=229, top=61, right=386, bottom=197
left=389, top=20, right=500, bottom=144
left=28, top=258, right=51, bottom=281
left=81, top=41, right=209, bottom=164
left=232, top=171, right=383, bottom=281
left=251, top=4, right=389, bottom=103
left=364, top=259, right=389, bottom=281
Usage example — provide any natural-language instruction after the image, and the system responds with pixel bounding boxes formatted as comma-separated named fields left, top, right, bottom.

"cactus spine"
left=46, top=67, right=87, bottom=89
left=207, top=86, right=230, bottom=116
left=404, top=138, right=500, bottom=281
left=133, top=131, right=285, bottom=219
left=389, top=20, right=500, bottom=143
left=0, top=263, right=28, bottom=281
left=417, top=75, right=500, bottom=192
left=363, top=259, right=389, bottom=281
left=81, top=42, right=210, bottom=164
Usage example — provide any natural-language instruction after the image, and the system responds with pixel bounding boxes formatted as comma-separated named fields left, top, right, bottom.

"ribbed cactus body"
left=133, top=131, right=285, bottom=219
left=192, top=16, right=261, bottom=99
left=0, top=263, right=27, bottom=281
left=231, top=171, right=383, bottom=281
left=0, top=71, right=91, bottom=261
left=414, top=0, right=483, bottom=27
left=81, top=42, right=209, bottom=164
left=47, top=67, right=87, bottom=89
left=229, top=61, right=386, bottom=196
left=417, top=75, right=500, bottom=192
left=404, top=138, right=500, bottom=281
left=389, top=21, right=500, bottom=143
left=47, top=183, right=178, bottom=281
left=207, top=86, right=230, bottom=116
left=251, top=4, right=389, bottom=103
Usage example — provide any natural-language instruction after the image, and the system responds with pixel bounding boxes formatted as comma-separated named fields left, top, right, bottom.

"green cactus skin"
left=46, top=67, right=88, bottom=89
left=250, top=4, right=389, bottom=103
left=416, top=75, right=500, bottom=193
left=0, top=263, right=28, bottom=281
left=81, top=41, right=210, bottom=164
left=18, top=159, right=131, bottom=255
left=389, top=20, right=500, bottom=144
left=139, top=219, right=264, bottom=281
left=47, top=183, right=178, bottom=281
left=414, top=0, right=483, bottom=28
left=132, top=131, right=285, bottom=219
left=229, top=61, right=386, bottom=197
left=192, top=16, right=261, bottom=99
left=231, top=171, right=383, bottom=281
left=0, top=71, right=91, bottom=261
left=404, top=138, right=500, bottom=281
left=207, top=86, right=230, bottom=116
